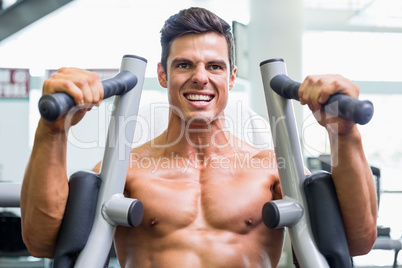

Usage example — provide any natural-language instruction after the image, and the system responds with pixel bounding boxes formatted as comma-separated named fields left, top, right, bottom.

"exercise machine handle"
left=270, top=74, right=374, bottom=125
left=38, top=70, right=138, bottom=121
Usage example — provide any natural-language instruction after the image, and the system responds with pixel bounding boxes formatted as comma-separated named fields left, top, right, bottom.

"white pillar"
left=248, top=0, right=304, bottom=120
left=248, top=1, right=304, bottom=267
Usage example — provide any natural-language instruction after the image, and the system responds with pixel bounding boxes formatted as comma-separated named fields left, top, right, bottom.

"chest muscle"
left=125, top=165, right=274, bottom=235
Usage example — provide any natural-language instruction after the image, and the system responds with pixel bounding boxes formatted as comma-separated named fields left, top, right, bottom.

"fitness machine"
left=260, top=58, right=374, bottom=268
left=38, top=55, right=147, bottom=268
left=2, top=55, right=374, bottom=267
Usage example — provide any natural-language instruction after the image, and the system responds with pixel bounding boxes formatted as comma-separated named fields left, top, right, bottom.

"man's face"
left=158, top=32, right=237, bottom=124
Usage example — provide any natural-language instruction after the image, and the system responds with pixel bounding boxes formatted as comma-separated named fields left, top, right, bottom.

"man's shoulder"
left=131, top=141, right=153, bottom=155
left=231, top=135, right=273, bottom=157
left=250, top=148, right=276, bottom=160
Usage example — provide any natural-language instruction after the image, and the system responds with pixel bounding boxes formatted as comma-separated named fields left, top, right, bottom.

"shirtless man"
left=21, top=7, right=377, bottom=268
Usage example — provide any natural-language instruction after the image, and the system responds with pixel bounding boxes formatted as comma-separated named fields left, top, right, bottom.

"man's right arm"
left=21, top=120, right=70, bottom=258
left=20, top=67, right=104, bottom=258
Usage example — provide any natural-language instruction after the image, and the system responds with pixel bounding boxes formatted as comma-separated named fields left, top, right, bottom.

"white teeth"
left=185, top=94, right=213, bottom=101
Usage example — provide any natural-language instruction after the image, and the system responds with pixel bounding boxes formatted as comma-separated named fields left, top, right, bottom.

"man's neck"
left=162, top=112, right=234, bottom=165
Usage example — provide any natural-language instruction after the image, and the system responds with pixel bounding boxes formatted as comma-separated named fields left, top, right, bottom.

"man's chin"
left=185, top=112, right=226, bottom=127
left=186, top=115, right=213, bottom=126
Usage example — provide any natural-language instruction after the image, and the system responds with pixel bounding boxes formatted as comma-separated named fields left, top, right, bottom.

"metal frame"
left=74, top=55, right=146, bottom=268
left=0, top=55, right=147, bottom=268
left=260, top=59, right=330, bottom=267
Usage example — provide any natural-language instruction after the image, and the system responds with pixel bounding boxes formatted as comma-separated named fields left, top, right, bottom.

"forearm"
left=21, top=120, right=70, bottom=258
left=329, top=126, right=377, bottom=256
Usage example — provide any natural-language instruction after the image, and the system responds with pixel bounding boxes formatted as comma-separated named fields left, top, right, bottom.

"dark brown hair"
left=160, top=7, right=235, bottom=74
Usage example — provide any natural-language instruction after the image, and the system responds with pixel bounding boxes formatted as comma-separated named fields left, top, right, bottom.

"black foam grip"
left=102, top=70, right=138, bottom=99
left=270, top=74, right=374, bottom=125
left=324, top=94, right=374, bottom=125
left=53, top=171, right=101, bottom=268
left=270, top=74, right=301, bottom=101
left=303, top=171, right=352, bottom=268
left=38, top=70, right=138, bottom=121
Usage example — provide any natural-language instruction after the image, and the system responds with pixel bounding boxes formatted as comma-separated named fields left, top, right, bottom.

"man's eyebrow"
left=170, top=58, right=228, bottom=66
left=170, top=58, right=192, bottom=66
left=207, top=60, right=227, bottom=67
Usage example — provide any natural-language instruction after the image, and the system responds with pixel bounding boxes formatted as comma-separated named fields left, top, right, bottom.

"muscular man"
left=21, top=7, right=377, bottom=267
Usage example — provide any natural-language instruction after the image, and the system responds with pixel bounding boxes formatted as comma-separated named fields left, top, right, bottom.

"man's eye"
left=210, top=65, right=222, bottom=70
left=178, top=63, right=189, bottom=69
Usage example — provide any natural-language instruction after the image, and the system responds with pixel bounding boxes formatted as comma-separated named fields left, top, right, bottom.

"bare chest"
left=125, top=162, right=277, bottom=235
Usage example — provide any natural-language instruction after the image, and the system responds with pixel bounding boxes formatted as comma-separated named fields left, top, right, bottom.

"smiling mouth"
left=184, top=94, right=214, bottom=102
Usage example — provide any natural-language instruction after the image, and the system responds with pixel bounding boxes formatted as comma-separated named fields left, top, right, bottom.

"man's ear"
left=229, top=66, right=237, bottom=91
left=157, top=63, right=168, bottom=88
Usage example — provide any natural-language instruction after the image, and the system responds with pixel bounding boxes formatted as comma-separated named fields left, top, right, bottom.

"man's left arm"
left=328, top=124, right=377, bottom=256
left=299, top=74, right=377, bottom=256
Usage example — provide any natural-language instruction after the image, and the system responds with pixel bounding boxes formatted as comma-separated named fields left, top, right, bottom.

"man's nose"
left=191, top=65, right=208, bottom=85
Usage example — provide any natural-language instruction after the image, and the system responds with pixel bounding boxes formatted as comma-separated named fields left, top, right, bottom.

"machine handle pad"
left=270, top=74, right=374, bottom=125
left=38, top=70, right=138, bottom=121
